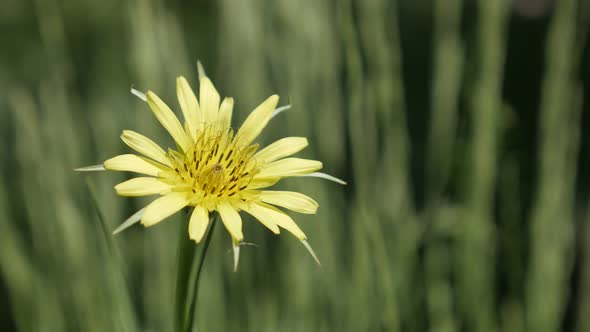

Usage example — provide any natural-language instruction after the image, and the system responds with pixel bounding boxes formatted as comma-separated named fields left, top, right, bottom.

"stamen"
left=181, top=126, right=261, bottom=202
left=225, top=149, right=233, bottom=161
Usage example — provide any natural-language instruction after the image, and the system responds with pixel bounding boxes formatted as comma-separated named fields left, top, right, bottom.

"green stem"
left=174, top=210, right=196, bottom=332
left=174, top=212, right=217, bottom=332
left=183, top=215, right=217, bottom=332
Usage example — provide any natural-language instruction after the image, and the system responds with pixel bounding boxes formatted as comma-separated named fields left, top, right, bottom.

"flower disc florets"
left=165, top=126, right=260, bottom=210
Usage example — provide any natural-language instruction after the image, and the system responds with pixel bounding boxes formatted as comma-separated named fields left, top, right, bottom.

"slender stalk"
left=526, top=0, right=580, bottom=331
left=174, top=213, right=217, bottom=332
left=174, top=210, right=197, bottom=332
left=184, top=216, right=217, bottom=332
left=459, top=1, right=508, bottom=332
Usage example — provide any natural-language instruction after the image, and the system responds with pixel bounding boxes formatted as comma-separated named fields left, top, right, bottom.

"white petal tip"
left=130, top=87, right=147, bottom=102
left=197, top=61, right=206, bottom=79
left=271, top=104, right=292, bottom=119
left=232, top=241, right=240, bottom=272
left=112, top=208, right=145, bottom=235
left=74, top=164, right=106, bottom=172
left=301, top=240, right=321, bottom=267
left=300, top=172, right=347, bottom=185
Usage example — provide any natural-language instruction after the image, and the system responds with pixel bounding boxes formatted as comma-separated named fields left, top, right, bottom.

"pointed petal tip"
left=301, top=240, right=321, bottom=267
left=232, top=240, right=240, bottom=272
left=300, top=172, right=347, bottom=185
left=269, top=94, right=280, bottom=104
left=112, top=228, right=124, bottom=235
left=112, top=208, right=145, bottom=235
left=74, top=164, right=106, bottom=172
left=270, top=104, right=292, bottom=119
left=130, top=87, right=147, bottom=102
left=197, top=60, right=206, bottom=79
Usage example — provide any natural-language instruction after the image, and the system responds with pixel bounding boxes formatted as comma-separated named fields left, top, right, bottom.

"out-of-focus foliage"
left=1, top=0, right=589, bottom=331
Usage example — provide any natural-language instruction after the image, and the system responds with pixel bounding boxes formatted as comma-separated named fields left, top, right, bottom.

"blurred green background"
left=1, top=0, right=590, bottom=331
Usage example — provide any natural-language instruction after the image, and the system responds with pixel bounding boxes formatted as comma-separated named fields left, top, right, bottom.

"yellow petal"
left=121, top=130, right=171, bottom=167
left=104, top=154, right=165, bottom=176
left=199, top=77, right=220, bottom=124
left=242, top=203, right=280, bottom=234
left=146, top=91, right=192, bottom=152
left=217, top=97, right=234, bottom=130
left=176, top=76, right=202, bottom=137
left=256, top=158, right=322, bottom=178
left=188, top=205, right=209, bottom=243
left=235, top=95, right=279, bottom=145
left=114, top=177, right=172, bottom=197
left=249, top=202, right=306, bottom=240
left=141, top=192, right=189, bottom=227
left=246, top=176, right=280, bottom=190
left=255, top=137, right=308, bottom=163
left=258, top=191, right=319, bottom=214
left=217, top=201, right=243, bottom=241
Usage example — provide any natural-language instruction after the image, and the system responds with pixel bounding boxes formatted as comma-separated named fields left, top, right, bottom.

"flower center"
left=167, top=126, right=259, bottom=205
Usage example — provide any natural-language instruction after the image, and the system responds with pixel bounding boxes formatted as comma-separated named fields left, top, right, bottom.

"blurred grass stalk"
left=341, top=0, right=418, bottom=330
left=526, top=1, right=581, bottom=332
left=425, top=0, right=463, bottom=332
left=459, top=1, right=509, bottom=332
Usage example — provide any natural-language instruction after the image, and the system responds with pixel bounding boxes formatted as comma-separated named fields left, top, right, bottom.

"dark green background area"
left=1, top=0, right=590, bottom=331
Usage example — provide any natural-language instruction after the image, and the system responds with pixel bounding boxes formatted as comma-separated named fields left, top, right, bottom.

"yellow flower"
left=77, top=71, right=344, bottom=269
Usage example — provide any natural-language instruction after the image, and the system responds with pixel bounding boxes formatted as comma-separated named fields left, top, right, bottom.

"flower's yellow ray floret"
left=257, top=191, right=319, bottom=214
left=235, top=95, right=279, bottom=145
left=242, top=204, right=281, bottom=234
left=217, top=201, right=243, bottom=241
left=246, top=176, right=280, bottom=189
left=256, top=158, right=322, bottom=178
left=217, top=97, right=234, bottom=130
left=142, top=192, right=189, bottom=227
left=104, top=154, right=164, bottom=176
left=199, top=77, right=220, bottom=123
left=77, top=74, right=346, bottom=267
left=146, top=91, right=192, bottom=152
left=254, top=137, right=308, bottom=163
left=176, top=76, right=201, bottom=138
left=244, top=203, right=306, bottom=240
left=115, top=177, right=172, bottom=196
left=121, top=130, right=172, bottom=167
left=189, top=206, right=209, bottom=243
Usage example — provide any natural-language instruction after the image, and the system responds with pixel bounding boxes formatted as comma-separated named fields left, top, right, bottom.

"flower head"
left=77, top=69, right=344, bottom=269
